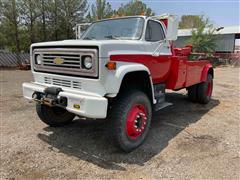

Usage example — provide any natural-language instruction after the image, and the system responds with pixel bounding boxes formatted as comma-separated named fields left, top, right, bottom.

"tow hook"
left=32, top=90, right=67, bottom=108
left=32, top=92, right=56, bottom=107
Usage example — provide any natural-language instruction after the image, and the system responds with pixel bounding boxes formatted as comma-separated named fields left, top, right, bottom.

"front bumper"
left=22, top=82, right=108, bottom=118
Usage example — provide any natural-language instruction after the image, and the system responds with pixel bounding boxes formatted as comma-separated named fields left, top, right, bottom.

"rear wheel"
left=109, top=90, right=152, bottom=152
left=187, top=84, right=198, bottom=102
left=187, top=74, right=213, bottom=104
left=197, top=74, right=213, bottom=104
left=36, top=104, right=75, bottom=127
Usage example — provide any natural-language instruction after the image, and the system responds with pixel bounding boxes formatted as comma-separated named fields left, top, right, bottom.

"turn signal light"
left=73, top=104, right=80, bottom=109
left=105, top=61, right=116, bottom=70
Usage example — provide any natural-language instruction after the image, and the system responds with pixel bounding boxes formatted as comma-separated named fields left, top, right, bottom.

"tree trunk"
left=41, top=0, right=46, bottom=41
left=29, top=2, right=35, bottom=43
left=12, top=0, right=21, bottom=65
left=30, top=20, right=34, bottom=43
left=54, top=0, right=58, bottom=40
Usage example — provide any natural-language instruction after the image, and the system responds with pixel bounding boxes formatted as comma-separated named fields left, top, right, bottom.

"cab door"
left=143, top=20, right=172, bottom=83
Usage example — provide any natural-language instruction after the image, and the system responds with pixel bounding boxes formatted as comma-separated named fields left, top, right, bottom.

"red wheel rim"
left=125, top=104, right=147, bottom=140
left=206, top=79, right=213, bottom=97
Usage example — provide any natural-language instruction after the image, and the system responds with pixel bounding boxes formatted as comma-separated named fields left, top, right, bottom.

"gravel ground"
left=0, top=66, right=239, bottom=179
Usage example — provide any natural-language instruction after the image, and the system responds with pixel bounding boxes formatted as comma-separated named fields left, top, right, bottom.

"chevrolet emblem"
left=53, top=57, right=64, bottom=65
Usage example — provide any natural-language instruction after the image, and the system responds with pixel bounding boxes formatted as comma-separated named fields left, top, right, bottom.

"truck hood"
left=31, top=39, right=148, bottom=58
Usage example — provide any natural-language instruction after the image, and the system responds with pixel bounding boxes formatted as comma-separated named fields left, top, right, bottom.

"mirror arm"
left=152, top=39, right=167, bottom=57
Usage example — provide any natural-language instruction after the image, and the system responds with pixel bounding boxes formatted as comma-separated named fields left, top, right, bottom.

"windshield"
left=82, top=17, right=144, bottom=40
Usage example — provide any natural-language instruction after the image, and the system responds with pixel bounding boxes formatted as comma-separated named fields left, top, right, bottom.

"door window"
left=145, top=20, right=165, bottom=42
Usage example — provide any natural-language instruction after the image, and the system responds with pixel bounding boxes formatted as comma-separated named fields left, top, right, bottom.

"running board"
left=155, top=102, right=173, bottom=111
left=153, top=83, right=172, bottom=111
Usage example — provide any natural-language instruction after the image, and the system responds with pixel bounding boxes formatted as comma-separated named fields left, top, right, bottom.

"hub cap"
left=126, top=104, right=147, bottom=139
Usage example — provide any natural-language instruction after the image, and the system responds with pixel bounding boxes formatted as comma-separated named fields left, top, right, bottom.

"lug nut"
left=134, top=125, right=137, bottom=128
left=135, top=120, right=137, bottom=123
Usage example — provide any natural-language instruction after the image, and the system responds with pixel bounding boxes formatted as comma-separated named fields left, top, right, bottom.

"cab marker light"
left=105, top=61, right=116, bottom=70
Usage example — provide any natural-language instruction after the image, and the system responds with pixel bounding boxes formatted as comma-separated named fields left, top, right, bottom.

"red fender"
left=201, top=63, right=213, bottom=82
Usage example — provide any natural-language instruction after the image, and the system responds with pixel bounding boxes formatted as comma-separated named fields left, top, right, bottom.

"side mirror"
left=159, top=14, right=179, bottom=41
left=74, top=23, right=91, bottom=39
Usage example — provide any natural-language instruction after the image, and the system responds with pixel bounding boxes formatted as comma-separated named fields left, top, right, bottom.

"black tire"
left=187, top=84, right=198, bottom=102
left=36, top=104, right=75, bottom=127
left=109, top=90, right=152, bottom=152
left=197, top=74, right=213, bottom=104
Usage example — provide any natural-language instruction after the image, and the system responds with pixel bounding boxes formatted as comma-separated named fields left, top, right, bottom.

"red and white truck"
left=23, top=14, right=213, bottom=152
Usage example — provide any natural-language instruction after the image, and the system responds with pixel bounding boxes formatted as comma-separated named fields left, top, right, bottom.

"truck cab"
left=23, top=15, right=213, bottom=152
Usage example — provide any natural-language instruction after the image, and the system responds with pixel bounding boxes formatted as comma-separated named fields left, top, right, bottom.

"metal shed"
left=0, top=50, right=30, bottom=67
left=175, top=26, right=240, bottom=52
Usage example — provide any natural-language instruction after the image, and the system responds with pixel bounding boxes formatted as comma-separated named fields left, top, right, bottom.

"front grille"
left=42, top=54, right=81, bottom=69
left=33, top=48, right=98, bottom=77
left=44, top=77, right=82, bottom=90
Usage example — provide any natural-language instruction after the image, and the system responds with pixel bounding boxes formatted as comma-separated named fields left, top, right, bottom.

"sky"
left=89, top=0, right=240, bottom=27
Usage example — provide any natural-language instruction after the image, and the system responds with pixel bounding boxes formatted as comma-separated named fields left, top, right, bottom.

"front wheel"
left=36, top=104, right=75, bottom=127
left=109, top=90, right=152, bottom=152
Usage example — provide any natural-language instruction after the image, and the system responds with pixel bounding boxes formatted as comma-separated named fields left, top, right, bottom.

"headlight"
left=35, top=54, right=42, bottom=65
left=83, top=56, right=93, bottom=69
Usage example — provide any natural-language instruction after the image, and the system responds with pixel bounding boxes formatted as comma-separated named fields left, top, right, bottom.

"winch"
left=32, top=87, right=67, bottom=107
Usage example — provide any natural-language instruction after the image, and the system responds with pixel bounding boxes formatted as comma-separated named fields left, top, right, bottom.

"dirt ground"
left=0, top=66, right=239, bottom=179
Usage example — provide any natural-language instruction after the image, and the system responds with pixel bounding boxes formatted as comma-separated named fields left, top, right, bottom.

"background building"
left=175, top=26, right=240, bottom=53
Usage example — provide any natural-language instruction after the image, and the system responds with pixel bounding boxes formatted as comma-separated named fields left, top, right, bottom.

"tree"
left=90, top=0, right=113, bottom=21
left=40, top=0, right=47, bottom=41
left=179, top=15, right=206, bottom=29
left=0, top=23, right=7, bottom=50
left=0, top=0, right=3, bottom=20
left=20, top=0, right=41, bottom=43
left=0, top=1, right=5, bottom=49
left=116, top=0, right=154, bottom=16
left=188, top=16, right=217, bottom=53
left=1, top=0, right=22, bottom=63
left=46, top=0, right=88, bottom=40
left=59, top=0, right=88, bottom=38
left=0, top=0, right=90, bottom=53
left=47, top=0, right=59, bottom=40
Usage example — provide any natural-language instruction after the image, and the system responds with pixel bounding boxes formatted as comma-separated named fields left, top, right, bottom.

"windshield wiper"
left=104, top=35, right=121, bottom=40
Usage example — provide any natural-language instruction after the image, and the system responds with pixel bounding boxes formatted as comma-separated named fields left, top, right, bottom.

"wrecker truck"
left=23, top=15, right=213, bottom=152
